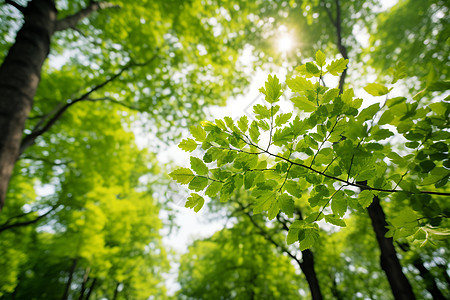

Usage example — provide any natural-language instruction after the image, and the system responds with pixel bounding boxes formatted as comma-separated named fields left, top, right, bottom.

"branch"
left=0, top=204, right=59, bottom=234
left=85, top=97, right=142, bottom=111
left=321, top=0, right=348, bottom=91
left=54, top=1, right=120, bottom=32
left=5, top=0, right=25, bottom=14
left=19, top=54, right=158, bottom=154
left=209, top=142, right=450, bottom=197
left=236, top=201, right=303, bottom=267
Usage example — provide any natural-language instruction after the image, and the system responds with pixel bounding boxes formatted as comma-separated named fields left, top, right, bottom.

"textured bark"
left=0, top=0, right=56, bottom=210
left=367, top=196, right=416, bottom=300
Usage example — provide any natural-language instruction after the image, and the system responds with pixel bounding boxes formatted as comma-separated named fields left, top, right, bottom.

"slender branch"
left=236, top=201, right=303, bottom=267
left=207, top=143, right=450, bottom=196
left=315, top=185, right=346, bottom=221
left=85, top=97, right=142, bottom=111
left=5, top=0, right=25, bottom=14
left=22, top=155, right=73, bottom=166
left=55, top=1, right=121, bottom=32
left=0, top=204, right=60, bottom=234
left=310, top=116, right=341, bottom=167
left=19, top=54, right=158, bottom=154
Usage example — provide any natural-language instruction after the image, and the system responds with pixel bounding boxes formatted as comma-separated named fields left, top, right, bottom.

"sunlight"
left=278, top=34, right=294, bottom=53
left=277, top=26, right=294, bottom=53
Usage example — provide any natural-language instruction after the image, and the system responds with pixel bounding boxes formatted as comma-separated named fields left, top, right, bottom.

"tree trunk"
left=300, top=249, right=323, bottom=300
left=0, top=0, right=56, bottom=210
left=85, top=278, right=97, bottom=300
left=78, top=267, right=91, bottom=300
left=61, top=258, right=78, bottom=300
left=412, top=258, right=446, bottom=300
left=112, top=282, right=120, bottom=300
left=367, top=196, right=416, bottom=300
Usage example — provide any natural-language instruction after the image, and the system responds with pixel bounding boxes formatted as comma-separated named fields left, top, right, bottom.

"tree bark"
left=412, top=258, right=446, bottom=300
left=367, top=196, right=416, bottom=300
left=0, top=0, right=56, bottom=210
left=112, top=281, right=120, bottom=300
left=77, top=267, right=91, bottom=300
left=300, top=249, right=323, bottom=300
left=61, top=258, right=78, bottom=300
left=85, top=278, right=97, bottom=300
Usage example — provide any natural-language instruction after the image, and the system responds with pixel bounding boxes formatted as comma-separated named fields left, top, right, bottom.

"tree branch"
left=236, top=201, right=303, bottom=267
left=19, top=54, right=158, bottom=154
left=5, top=0, right=25, bottom=14
left=54, top=1, right=120, bottom=32
left=0, top=204, right=60, bottom=234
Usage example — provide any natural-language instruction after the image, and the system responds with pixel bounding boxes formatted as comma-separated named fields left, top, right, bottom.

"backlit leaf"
left=169, top=168, right=195, bottom=184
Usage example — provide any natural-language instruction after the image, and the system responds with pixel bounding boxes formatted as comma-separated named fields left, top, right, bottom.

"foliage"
left=176, top=220, right=304, bottom=299
left=171, top=50, right=450, bottom=251
left=367, top=0, right=449, bottom=80
left=0, top=103, right=169, bottom=298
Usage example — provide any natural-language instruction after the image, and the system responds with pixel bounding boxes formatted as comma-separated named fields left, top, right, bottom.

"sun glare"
left=277, top=25, right=294, bottom=53
left=278, top=34, right=294, bottom=53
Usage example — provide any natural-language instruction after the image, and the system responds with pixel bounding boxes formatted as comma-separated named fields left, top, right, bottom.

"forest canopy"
left=0, top=0, right=448, bottom=299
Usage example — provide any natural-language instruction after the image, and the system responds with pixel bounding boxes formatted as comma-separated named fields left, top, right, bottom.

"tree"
left=0, top=103, right=169, bottom=298
left=177, top=219, right=304, bottom=299
left=0, top=0, right=264, bottom=209
left=170, top=51, right=450, bottom=299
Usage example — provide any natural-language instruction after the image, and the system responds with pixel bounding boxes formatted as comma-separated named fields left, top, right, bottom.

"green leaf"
left=324, top=214, right=346, bottom=227
left=305, top=62, right=320, bottom=76
left=331, top=191, right=347, bottom=217
left=268, top=199, right=280, bottom=220
left=178, top=138, right=197, bottom=152
left=253, top=104, right=271, bottom=119
left=214, top=119, right=227, bottom=131
left=370, top=128, right=394, bottom=141
left=299, top=224, right=319, bottom=251
left=249, top=121, right=260, bottom=143
left=378, top=110, right=394, bottom=125
left=326, top=58, right=349, bottom=76
left=259, top=74, right=282, bottom=103
left=429, top=102, right=448, bottom=115
left=190, top=125, right=207, bottom=142
left=275, top=112, right=292, bottom=127
left=284, top=180, right=302, bottom=198
left=224, top=116, right=235, bottom=130
left=205, top=181, right=222, bottom=197
left=287, top=227, right=301, bottom=245
left=291, top=96, right=316, bottom=112
left=315, top=50, right=326, bottom=67
left=188, top=176, right=208, bottom=191
left=420, top=160, right=436, bottom=173
left=185, top=193, right=205, bottom=212
left=279, top=193, right=294, bottom=218
left=357, top=103, right=380, bottom=122
left=364, top=83, right=389, bottom=96
left=220, top=179, right=235, bottom=202
left=358, top=190, right=374, bottom=208
left=322, top=88, right=340, bottom=104
left=272, top=127, right=294, bottom=146
left=169, top=168, right=195, bottom=184
left=286, top=76, right=314, bottom=92
left=190, top=157, right=208, bottom=175
left=237, top=115, right=249, bottom=133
